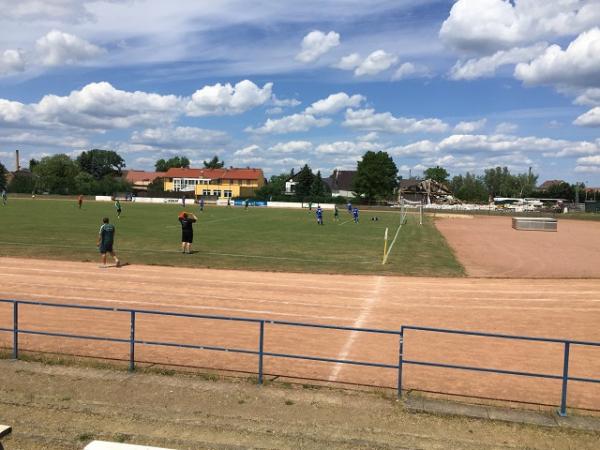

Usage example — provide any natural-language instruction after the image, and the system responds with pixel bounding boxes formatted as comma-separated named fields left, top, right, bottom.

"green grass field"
left=0, top=198, right=464, bottom=276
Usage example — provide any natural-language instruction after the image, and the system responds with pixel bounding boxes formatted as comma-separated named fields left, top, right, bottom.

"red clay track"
left=436, top=215, right=600, bottom=278
left=1, top=257, right=599, bottom=411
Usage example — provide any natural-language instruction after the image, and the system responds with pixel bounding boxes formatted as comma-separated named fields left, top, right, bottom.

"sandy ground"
left=3, top=360, right=600, bottom=450
left=1, top=257, right=599, bottom=412
left=435, top=216, right=600, bottom=278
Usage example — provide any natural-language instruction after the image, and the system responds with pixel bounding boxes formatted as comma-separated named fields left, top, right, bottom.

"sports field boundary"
left=2, top=297, right=599, bottom=416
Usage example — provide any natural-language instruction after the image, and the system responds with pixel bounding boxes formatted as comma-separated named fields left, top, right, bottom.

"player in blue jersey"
left=352, top=207, right=359, bottom=223
left=347, top=201, right=352, bottom=214
left=316, top=205, right=323, bottom=225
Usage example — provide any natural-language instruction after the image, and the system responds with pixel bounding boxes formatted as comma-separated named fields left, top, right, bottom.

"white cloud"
left=266, top=107, right=283, bottom=115
left=0, top=82, right=182, bottom=131
left=440, top=0, right=600, bottom=54
left=304, top=92, right=365, bottom=115
left=454, top=119, right=487, bottom=133
left=0, top=131, right=88, bottom=148
left=131, top=126, right=229, bottom=149
left=333, top=53, right=361, bottom=70
left=577, top=155, right=600, bottom=165
left=354, top=50, right=397, bottom=76
left=515, top=28, right=600, bottom=89
left=343, top=108, right=449, bottom=134
left=0, top=49, right=26, bottom=74
left=246, top=113, right=331, bottom=134
left=387, top=140, right=438, bottom=156
left=0, top=99, right=27, bottom=123
left=269, top=141, right=313, bottom=154
left=574, top=88, right=600, bottom=106
left=34, top=82, right=182, bottom=129
left=234, top=144, right=261, bottom=157
left=271, top=96, right=301, bottom=107
left=0, top=0, right=90, bottom=21
left=574, top=107, right=600, bottom=127
left=495, top=122, right=519, bottom=134
left=35, top=30, right=104, bottom=66
left=295, top=30, right=340, bottom=63
left=392, top=62, right=430, bottom=80
left=357, top=132, right=379, bottom=142
left=575, top=165, right=600, bottom=173
left=186, top=80, right=272, bottom=116
left=315, top=140, right=382, bottom=155
left=550, top=139, right=600, bottom=157
left=450, top=43, right=548, bottom=80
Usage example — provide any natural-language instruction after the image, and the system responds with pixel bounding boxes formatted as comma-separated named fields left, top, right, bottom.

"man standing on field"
left=78, top=194, right=83, bottom=209
left=179, top=212, right=197, bottom=254
left=115, top=199, right=122, bottom=218
left=97, top=217, right=120, bottom=268
left=1, top=189, right=7, bottom=205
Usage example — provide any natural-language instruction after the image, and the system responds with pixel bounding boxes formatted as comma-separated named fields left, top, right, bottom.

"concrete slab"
left=84, top=441, right=174, bottom=450
left=0, top=425, right=11, bottom=439
left=487, top=408, right=557, bottom=428
left=556, top=415, right=600, bottom=432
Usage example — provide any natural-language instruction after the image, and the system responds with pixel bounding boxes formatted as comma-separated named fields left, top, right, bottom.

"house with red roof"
left=163, top=167, right=265, bottom=199
left=123, top=170, right=165, bottom=192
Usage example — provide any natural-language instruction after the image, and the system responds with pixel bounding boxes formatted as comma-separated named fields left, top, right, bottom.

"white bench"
left=0, top=425, right=12, bottom=450
left=84, top=442, right=174, bottom=450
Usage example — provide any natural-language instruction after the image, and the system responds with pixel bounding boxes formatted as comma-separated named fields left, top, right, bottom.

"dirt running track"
left=436, top=216, right=600, bottom=278
left=0, top=257, right=599, bottom=411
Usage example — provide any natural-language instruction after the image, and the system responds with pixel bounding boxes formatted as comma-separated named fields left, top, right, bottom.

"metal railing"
left=1, top=299, right=599, bottom=417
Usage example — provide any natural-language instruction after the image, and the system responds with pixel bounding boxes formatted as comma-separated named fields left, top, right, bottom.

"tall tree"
left=8, top=172, right=35, bottom=193
left=450, top=173, right=488, bottom=203
left=155, top=156, right=190, bottom=171
left=294, top=164, right=314, bottom=200
left=77, top=149, right=125, bottom=180
left=203, top=155, right=225, bottom=169
left=424, top=166, right=449, bottom=183
left=254, top=173, right=288, bottom=200
left=310, top=170, right=326, bottom=198
left=352, top=151, right=398, bottom=203
left=29, top=158, right=40, bottom=170
left=33, top=154, right=79, bottom=194
left=0, top=161, right=7, bottom=191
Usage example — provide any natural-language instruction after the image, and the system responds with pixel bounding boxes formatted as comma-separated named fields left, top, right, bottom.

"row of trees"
left=154, top=155, right=225, bottom=172
left=6, top=149, right=131, bottom=195
left=255, top=165, right=331, bottom=202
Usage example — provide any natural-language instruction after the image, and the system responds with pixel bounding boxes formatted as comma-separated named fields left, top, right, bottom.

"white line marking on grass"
left=328, top=276, right=384, bottom=382
left=382, top=215, right=406, bottom=264
left=338, top=219, right=353, bottom=226
left=0, top=241, right=376, bottom=264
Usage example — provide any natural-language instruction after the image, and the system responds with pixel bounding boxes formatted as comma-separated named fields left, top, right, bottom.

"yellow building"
left=163, top=167, right=265, bottom=198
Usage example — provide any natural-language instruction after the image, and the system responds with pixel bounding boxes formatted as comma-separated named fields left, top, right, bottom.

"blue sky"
left=1, top=0, right=599, bottom=184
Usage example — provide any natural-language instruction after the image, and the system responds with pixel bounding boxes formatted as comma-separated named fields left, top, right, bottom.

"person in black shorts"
left=97, top=217, right=120, bottom=268
left=179, top=212, right=197, bottom=254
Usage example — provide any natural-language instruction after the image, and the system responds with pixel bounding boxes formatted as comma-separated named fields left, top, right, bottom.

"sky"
left=1, top=0, right=600, bottom=185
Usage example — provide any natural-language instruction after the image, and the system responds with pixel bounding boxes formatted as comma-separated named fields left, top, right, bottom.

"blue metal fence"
left=1, top=298, right=599, bottom=416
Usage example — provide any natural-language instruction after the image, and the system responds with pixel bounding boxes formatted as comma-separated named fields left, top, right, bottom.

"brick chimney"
left=15, top=149, right=20, bottom=171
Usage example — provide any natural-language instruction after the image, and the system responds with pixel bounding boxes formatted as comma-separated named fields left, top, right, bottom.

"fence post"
left=129, top=311, right=136, bottom=372
left=12, top=301, right=18, bottom=360
left=558, top=341, right=570, bottom=417
left=258, top=320, right=265, bottom=385
left=397, top=326, right=404, bottom=398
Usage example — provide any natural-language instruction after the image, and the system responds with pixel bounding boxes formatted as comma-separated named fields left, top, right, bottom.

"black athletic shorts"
left=99, top=242, right=113, bottom=253
left=182, top=230, right=193, bottom=243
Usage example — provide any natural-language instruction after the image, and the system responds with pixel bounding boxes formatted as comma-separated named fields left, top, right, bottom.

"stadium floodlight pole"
left=382, top=227, right=389, bottom=264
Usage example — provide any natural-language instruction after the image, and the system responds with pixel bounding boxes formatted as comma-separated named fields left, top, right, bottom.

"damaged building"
left=398, top=178, right=456, bottom=204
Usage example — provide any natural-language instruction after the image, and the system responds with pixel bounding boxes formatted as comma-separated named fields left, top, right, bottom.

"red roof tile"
left=164, top=167, right=263, bottom=180
left=124, top=170, right=165, bottom=183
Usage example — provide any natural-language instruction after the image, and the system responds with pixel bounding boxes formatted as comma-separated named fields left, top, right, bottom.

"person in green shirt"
left=97, top=217, right=120, bottom=268
left=115, top=199, right=122, bottom=218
